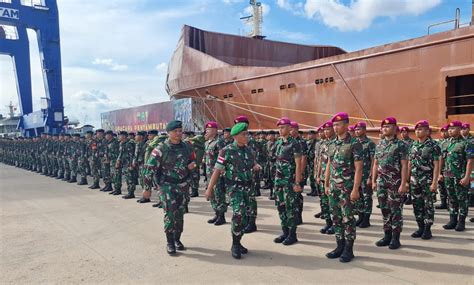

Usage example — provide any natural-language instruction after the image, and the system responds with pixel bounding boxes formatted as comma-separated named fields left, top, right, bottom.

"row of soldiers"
left=0, top=116, right=472, bottom=261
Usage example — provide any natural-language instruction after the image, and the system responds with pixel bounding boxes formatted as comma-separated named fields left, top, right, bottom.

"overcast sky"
left=0, top=0, right=471, bottom=127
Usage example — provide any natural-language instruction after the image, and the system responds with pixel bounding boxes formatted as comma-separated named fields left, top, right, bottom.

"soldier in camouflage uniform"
left=100, top=131, right=115, bottom=192
left=137, top=130, right=159, bottom=204
left=205, top=122, right=261, bottom=259
left=324, top=112, right=363, bottom=263
left=306, top=130, right=319, bottom=197
left=273, top=117, right=303, bottom=246
left=316, top=122, right=336, bottom=234
left=108, top=131, right=122, bottom=195
left=62, top=134, right=71, bottom=181
left=400, top=126, right=414, bottom=205
left=77, top=132, right=92, bottom=185
left=440, top=121, right=473, bottom=232
left=408, top=120, right=440, bottom=240
left=68, top=134, right=81, bottom=183
left=51, top=134, right=59, bottom=177
left=436, top=125, right=450, bottom=209
left=290, top=121, right=307, bottom=226
left=254, top=131, right=267, bottom=197
left=144, top=120, right=196, bottom=255
left=354, top=122, right=376, bottom=228
left=265, top=131, right=277, bottom=200
left=123, top=131, right=147, bottom=199
left=204, top=121, right=228, bottom=225
left=372, top=117, right=408, bottom=250
left=187, top=134, right=205, bottom=198
left=88, top=130, right=104, bottom=189
left=56, top=134, right=65, bottom=179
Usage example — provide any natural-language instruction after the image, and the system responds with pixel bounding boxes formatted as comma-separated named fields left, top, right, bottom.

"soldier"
left=68, top=134, right=81, bottom=183
left=205, top=122, right=261, bottom=259
left=400, top=126, right=414, bottom=205
left=306, top=130, right=319, bottom=197
left=316, top=122, right=336, bottom=235
left=204, top=121, right=227, bottom=225
left=143, top=120, right=196, bottom=255
left=123, top=131, right=147, bottom=199
left=273, top=117, right=303, bottom=246
left=137, top=130, right=159, bottom=203
left=265, top=130, right=277, bottom=200
left=89, top=129, right=104, bottom=189
left=100, top=130, right=115, bottom=192
left=108, top=131, right=122, bottom=195
left=372, top=117, right=409, bottom=250
left=187, top=133, right=205, bottom=198
left=440, top=121, right=473, bottom=232
left=408, top=120, right=440, bottom=240
left=77, top=132, right=92, bottom=185
left=290, top=121, right=307, bottom=225
left=436, top=125, right=450, bottom=209
left=324, top=112, right=363, bottom=263
left=223, top=128, right=233, bottom=146
left=354, top=121, right=376, bottom=228
left=62, top=134, right=71, bottom=181
left=461, top=123, right=472, bottom=140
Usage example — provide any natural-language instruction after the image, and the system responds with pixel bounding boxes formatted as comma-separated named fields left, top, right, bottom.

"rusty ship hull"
left=166, top=25, right=474, bottom=130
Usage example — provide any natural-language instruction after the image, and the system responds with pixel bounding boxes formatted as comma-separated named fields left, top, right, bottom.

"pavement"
left=0, top=164, right=473, bottom=284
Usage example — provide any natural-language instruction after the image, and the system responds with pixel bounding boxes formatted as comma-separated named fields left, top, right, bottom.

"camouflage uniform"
left=355, top=136, right=376, bottom=215
left=265, top=139, right=277, bottom=196
left=205, top=135, right=227, bottom=217
left=108, top=138, right=121, bottom=191
left=68, top=137, right=80, bottom=182
left=329, top=134, right=363, bottom=242
left=274, top=136, right=302, bottom=230
left=319, top=138, right=335, bottom=221
left=144, top=139, right=194, bottom=235
left=89, top=137, right=101, bottom=187
left=188, top=135, right=205, bottom=197
left=295, top=136, right=308, bottom=224
left=133, top=139, right=147, bottom=190
left=437, top=138, right=450, bottom=206
left=443, top=136, right=473, bottom=218
left=246, top=137, right=260, bottom=225
left=306, top=137, right=318, bottom=194
left=215, top=141, right=256, bottom=237
left=375, top=138, right=408, bottom=234
left=77, top=137, right=89, bottom=183
left=409, top=138, right=440, bottom=226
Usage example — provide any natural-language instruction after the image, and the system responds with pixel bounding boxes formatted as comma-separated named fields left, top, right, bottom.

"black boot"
left=388, top=231, right=401, bottom=250
left=405, top=195, right=412, bottom=205
left=231, top=235, right=241, bottom=259
left=269, top=188, right=275, bottom=200
left=137, top=197, right=151, bottom=203
left=77, top=177, right=88, bottom=185
left=470, top=217, right=474, bottom=223
left=207, top=212, right=218, bottom=224
left=56, top=174, right=64, bottom=180
left=122, top=192, right=135, bottom=199
left=282, top=227, right=298, bottom=245
left=320, top=219, right=333, bottom=234
left=166, top=233, right=176, bottom=255
left=62, top=174, right=70, bottom=181
left=435, top=198, right=447, bottom=209
left=89, top=182, right=100, bottom=189
left=375, top=231, right=392, bottom=247
left=68, top=176, right=77, bottom=183
left=421, top=223, right=432, bottom=240
left=243, top=218, right=257, bottom=233
left=190, top=189, right=199, bottom=197
left=326, top=225, right=335, bottom=235
left=339, top=239, right=355, bottom=263
left=306, top=187, right=316, bottom=196
left=274, top=227, right=289, bottom=243
left=152, top=202, right=162, bottom=208
left=326, top=238, right=345, bottom=259
left=109, top=188, right=122, bottom=195
left=356, top=213, right=364, bottom=227
left=359, top=214, right=371, bottom=228
left=175, top=232, right=185, bottom=251
left=443, top=214, right=457, bottom=230
left=314, top=212, right=322, bottom=219
left=103, top=183, right=113, bottom=192
left=411, top=221, right=424, bottom=238
left=455, top=216, right=466, bottom=232
left=214, top=213, right=226, bottom=226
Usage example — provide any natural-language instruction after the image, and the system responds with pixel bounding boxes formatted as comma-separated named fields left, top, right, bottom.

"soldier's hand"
left=459, top=177, right=470, bottom=187
left=132, top=162, right=137, bottom=168
left=325, top=187, right=329, bottom=196
left=429, top=182, right=438, bottom=193
left=204, top=189, right=214, bottom=201
left=293, top=184, right=302, bottom=193
left=438, top=175, right=444, bottom=182
left=350, top=190, right=360, bottom=201
left=366, top=179, right=372, bottom=187
left=398, top=184, right=407, bottom=194
left=115, top=162, right=121, bottom=169
left=316, top=177, right=321, bottom=185
left=188, top=162, right=196, bottom=170
left=253, top=164, right=262, bottom=172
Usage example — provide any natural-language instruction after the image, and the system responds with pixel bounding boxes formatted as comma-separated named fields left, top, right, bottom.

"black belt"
left=225, top=178, right=252, bottom=187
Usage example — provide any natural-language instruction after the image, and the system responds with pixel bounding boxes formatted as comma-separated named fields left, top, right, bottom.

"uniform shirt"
left=214, top=141, right=255, bottom=184
left=133, top=140, right=147, bottom=165
left=204, top=135, right=225, bottom=180
left=409, top=138, right=441, bottom=185
left=319, top=137, right=336, bottom=180
left=375, top=137, right=408, bottom=187
left=444, top=136, right=474, bottom=178
left=106, top=138, right=120, bottom=163
left=330, top=134, right=363, bottom=186
left=274, top=136, right=302, bottom=186
left=358, top=136, right=376, bottom=181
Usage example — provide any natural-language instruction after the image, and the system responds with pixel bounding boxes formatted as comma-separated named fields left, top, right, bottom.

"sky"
left=0, top=0, right=472, bottom=127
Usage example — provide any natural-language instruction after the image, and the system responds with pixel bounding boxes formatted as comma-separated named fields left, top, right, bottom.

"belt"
left=163, top=175, right=189, bottom=184
left=225, top=178, right=252, bottom=187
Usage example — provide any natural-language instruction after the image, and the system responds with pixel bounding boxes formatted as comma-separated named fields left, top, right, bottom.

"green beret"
left=166, top=120, right=182, bottom=132
left=231, top=122, right=248, bottom=136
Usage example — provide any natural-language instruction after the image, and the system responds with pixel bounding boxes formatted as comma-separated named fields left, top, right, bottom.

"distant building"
left=0, top=114, right=20, bottom=137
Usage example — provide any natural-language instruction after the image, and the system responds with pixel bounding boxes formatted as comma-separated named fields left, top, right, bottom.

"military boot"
left=214, top=213, right=226, bottom=226
left=314, top=212, right=322, bottom=219
left=411, top=221, right=424, bottom=238
left=152, top=202, right=163, bottom=208
left=166, top=233, right=176, bottom=255
left=443, top=214, right=457, bottom=230
left=320, top=219, right=333, bottom=234
left=190, top=188, right=199, bottom=197
left=243, top=218, right=257, bottom=234
left=282, top=227, right=298, bottom=245
left=77, top=177, right=88, bottom=185
left=326, top=225, right=335, bottom=235
left=207, top=211, right=218, bottom=224
left=356, top=213, right=364, bottom=227
left=339, top=239, right=355, bottom=263
left=174, top=232, right=185, bottom=251
left=421, top=223, right=432, bottom=240
left=110, top=188, right=122, bottom=195
left=68, top=176, right=77, bottom=183
left=326, top=238, right=345, bottom=259
left=359, top=214, right=371, bottom=228
left=102, top=183, right=113, bottom=192
left=274, top=227, right=289, bottom=243
left=388, top=232, right=401, bottom=250
left=137, top=197, right=151, bottom=203
left=89, top=182, right=100, bottom=189
left=268, top=188, right=275, bottom=200
left=62, top=174, right=70, bottom=181
left=122, top=191, right=135, bottom=199
left=375, top=231, right=392, bottom=247
left=231, top=234, right=241, bottom=259
left=56, top=173, right=64, bottom=180
left=455, top=216, right=466, bottom=232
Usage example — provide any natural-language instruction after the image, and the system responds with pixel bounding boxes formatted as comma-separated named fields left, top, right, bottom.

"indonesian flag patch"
left=151, top=148, right=161, bottom=157
left=217, top=156, right=225, bottom=164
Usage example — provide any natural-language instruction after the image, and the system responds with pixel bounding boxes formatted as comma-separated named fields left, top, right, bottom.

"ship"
left=166, top=6, right=474, bottom=132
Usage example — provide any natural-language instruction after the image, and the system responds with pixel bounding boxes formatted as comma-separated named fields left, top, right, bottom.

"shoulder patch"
left=151, top=148, right=161, bottom=157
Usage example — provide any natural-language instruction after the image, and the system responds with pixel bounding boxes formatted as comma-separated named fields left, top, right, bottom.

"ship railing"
left=428, top=8, right=461, bottom=34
